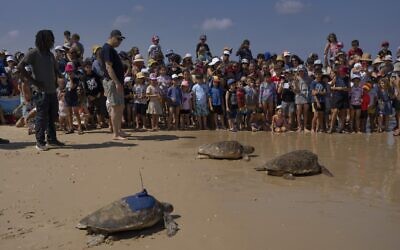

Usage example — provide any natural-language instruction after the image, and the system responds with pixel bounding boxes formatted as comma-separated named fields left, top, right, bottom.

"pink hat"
left=65, top=62, right=75, bottom=72
left=149, top=73, right=157, bottom=80
left=181, top=80, right=189, bottom=87
left=337, top=42, right=344, bottom=49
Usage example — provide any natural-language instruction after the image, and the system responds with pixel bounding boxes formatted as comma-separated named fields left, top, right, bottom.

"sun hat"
left=360, top=53, right=372, bottom=61
left=64, top=62, right=75, bottom=72
left=148, top=59, right=158, bottom=67
left=283, top=51, right=291, bottom=57
left=6, top=56, right=16, bottom=62
left=149, top=73, right=157, bottom=80
left=55, top=45, right=65, bottom=52
left=133, top=54, right=145, bottom=63
left=362, top=84, right=371, bottom=92
left=276, top=55, right=284, bottom=62
left=372, top=57, right=383, bottom=65
left=335, top=51, right=345, bottom=58
left=124, top=76, right=133, bottom=83
left=227, top=79, right=235, bottom=85
left=136, top=72, right=145, bottom=79
left=223, top=50, right=230, bottom=55
left=183, top=53, right=192, bottom=59
left=91, top=45, right=101, bottom=54
left=384, top=55, right=393, bottom=62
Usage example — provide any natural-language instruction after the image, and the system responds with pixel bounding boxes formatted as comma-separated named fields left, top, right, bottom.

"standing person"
left=294, top=65, right=312, bottom=132
left=101, top=30, right=129, bottom=140
left=236, top=39, right=253, bottom=62
left=18, top=29, right=65, bottom=151
left=329, top=66, right=350, bottom=133
left=196, top=34, right=212, bottom=59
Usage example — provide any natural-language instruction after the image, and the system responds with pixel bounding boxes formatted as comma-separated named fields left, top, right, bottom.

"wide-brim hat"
left=360, top=53, right=372, bottom=61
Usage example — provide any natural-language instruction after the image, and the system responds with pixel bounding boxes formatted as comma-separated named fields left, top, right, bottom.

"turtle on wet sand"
left=196, top=141, right=255, bottom=161
left=76, top=189, right=178, bottom=247
left=255, top=150, right=333, bottom=180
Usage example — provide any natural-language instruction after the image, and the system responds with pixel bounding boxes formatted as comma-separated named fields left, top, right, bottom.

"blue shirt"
left=310, top=81, right=326, bottom=103
left=209, top=86, right=224, bottom=106
left=167, top=85, right=183, bottom=105
left=192, top=83, right=209, bottom=105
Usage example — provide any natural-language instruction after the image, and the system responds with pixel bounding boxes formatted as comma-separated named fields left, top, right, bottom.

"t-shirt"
left=332, top=77, right=349, bottom=99
left=310, top=81, right=326, bottom=103
left=350, top=86, right=363, bottom=106
left=192, top=83, right=209, bottom=105
left=0, top=82, right=12, bottom=96
left=82, top=72, right=103, bottom=97
left=167, top=85, right=183, bottom=106
left=148, top=44, right=163, bottom=60
left=209, top=86, right=224, bottom=106
left=281, top=82, right=295, bottom=103
left=244, top=86, right=258, bottom=107
left=133, top=84, right=147, bottom=104
left=101, top=43, right=124, bottom=84
left=20, top=48, right=58, bottom=94
left=182, top=92, right=192, bottom=110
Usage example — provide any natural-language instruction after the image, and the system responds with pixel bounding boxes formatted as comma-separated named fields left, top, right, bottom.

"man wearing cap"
left=18, top=29, right=65, bottom=151
left=101, top=30, right=128, bottom=140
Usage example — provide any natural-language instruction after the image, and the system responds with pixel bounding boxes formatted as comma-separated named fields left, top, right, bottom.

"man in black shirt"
left=101, top=30, right=129, bottom=140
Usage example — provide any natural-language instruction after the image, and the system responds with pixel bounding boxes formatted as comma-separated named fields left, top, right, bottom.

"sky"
left=0, top=0, right=399, bottom=60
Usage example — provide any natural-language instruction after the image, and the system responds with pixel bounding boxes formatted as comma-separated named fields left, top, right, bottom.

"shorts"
left=65, top=90, right=78, bottom=107
left=295, top=94, right=310, bottom=105
left=88, top=96, right=107, bottom=116
left=351, top=105, right=361, bottom=110
left=228, top=109, right=238, bottom=119
left=312, top=102, right=325, bottom=112
left=180, top=109, right=191, bottom=115
left=212, top=105, right=223, bottom=115
left=134, top=103, right=147, bottom=115
left=103, top=79, right=124, bottom=106
left=360, top=110, right=368, bottom=119
left=281, top=101, right=295, bottom=115
left=332, top=95, right=349, bottom=110
left=195, top=103, right=209, bottom=116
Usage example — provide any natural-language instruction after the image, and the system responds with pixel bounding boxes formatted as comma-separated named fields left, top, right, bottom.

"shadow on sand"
left=0, top=141, right=137, bottom=150
left=128, top=134, right=196, bottom=141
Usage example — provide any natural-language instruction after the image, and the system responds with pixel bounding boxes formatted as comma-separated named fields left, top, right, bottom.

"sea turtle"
left=196, top=141, right=255, bottom=161
left=76, top=189, right=178, bottom=247
left=255, top=150, right=333, bottom=180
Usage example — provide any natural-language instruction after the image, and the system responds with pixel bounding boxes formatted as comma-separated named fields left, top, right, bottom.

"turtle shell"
left=264, top=150, right=321, bottom=176
left=79, top=190, right=164, bottom=234
left=198, top=141, right=244, bottom=159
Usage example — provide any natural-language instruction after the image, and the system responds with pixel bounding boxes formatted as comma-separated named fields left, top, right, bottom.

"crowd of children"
left=1, top=32, right=400, bottom=136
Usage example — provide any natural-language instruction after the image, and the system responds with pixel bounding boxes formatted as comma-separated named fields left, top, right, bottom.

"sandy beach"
left=1, top=126, right=400, bottom=250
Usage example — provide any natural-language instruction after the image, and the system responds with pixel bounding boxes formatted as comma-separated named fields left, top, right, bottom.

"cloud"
left=275, top=0, right=304, bottom=14
left=323, top=16, right=331, bottom=24
left=202, top=18, right=233, bottom=31
left=113, top=15, right=131, bottom=27
left=133, top=4, right=144, bottom=12
left=7, top=30, right=20, bottom=39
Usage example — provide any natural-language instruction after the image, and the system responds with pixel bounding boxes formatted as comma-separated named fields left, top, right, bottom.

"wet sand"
left=1, top=126, right=399, bottom=250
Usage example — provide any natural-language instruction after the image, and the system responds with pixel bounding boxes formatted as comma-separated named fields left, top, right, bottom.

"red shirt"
left=348, top=48, right=363, bottom=58
left=361, top=92, right=370, bottom=111
left=236, top=87, right=245, bottom=108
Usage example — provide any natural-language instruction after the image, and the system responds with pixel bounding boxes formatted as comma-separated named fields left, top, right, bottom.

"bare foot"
left=112, top=136, right=127, bottom=140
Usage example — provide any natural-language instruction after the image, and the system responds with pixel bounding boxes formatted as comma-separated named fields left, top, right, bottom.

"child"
left=157, top=65, right=171, bottom=121
left=64, top=63, right=83, bottom=134
left=133, top=72, right=147, bottom=130
left=123, top=76, right=134, bottom=128
left=377, top=78, right=392, bottom=132
left=180, top=80, right=192, bottom=130
left=192, top=74, right=209, bottom=130
left=146, top=73, right=163, bottom=131
left=236, top=79, right=246, bottom=130
left=259, top=72, right=276, bottom=129
left=148, top=35, right=164, bottom=64
left=244, top=77, right=258, bottom=131
left=167, top=74, right=182, bottom=130
left=310, top=71, right=327, bottom=132
left=392, top=73, right=400, bottom=136
left=271, top=105, right=288, bottom=133
left=208, top=76, right=225, bottom=130
left=57, top=78, right=69, bottom=132
left=225, top=79, right=238, bottom=132
left=349, top=75, right=363, bottom=133
left=360, top=84, right=371, bottom=133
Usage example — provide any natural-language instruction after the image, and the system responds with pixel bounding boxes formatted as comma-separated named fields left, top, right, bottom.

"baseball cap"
left=241, top=58, right=249, bottom=64
left=64, top=62, right=75, bottom=72
left=171, top=74, right=179, bottom=79
left=223, top=50, right=230, bottom=55
left=227, top=79, right=235, bottom=85
left=110, top=29, right=125, bottom=39
left=136, top=72, right=145, bottom=79
left=55, top=45, right=65, bottom=52
left=149, top=73, right=158, bottom=80
left=181, top=80, right=189, bottom=87
left=208, top=57, right=220, bottom=66
left=6, top=56, right=16, bottom=62
left=124, top=76, right=133, bottom=83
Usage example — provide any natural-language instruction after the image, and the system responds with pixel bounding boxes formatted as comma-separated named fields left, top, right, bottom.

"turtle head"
left=243, top=145, right=255, bottom=154
left=162, top=202, right=174, bottom=213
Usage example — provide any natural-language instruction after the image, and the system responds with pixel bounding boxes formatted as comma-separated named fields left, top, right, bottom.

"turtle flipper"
left=283, top=173, right=295, bottom=180
left=320, top=165, right=334, bottom=177
left=76, top=223, right=87, bottom=230
left=196, top=154, right=210, bottom=160
left=163, top=213, right=178, bottom=237
left=86, top=234, right=106, bottom=247
left=254, top=167, right=267, bottom=171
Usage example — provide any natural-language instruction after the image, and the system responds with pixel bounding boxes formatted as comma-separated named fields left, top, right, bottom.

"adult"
left=101, top=30, right=129, bottom=140
left=294, top=65, right=312, bottom=132
left=70, top=33, right=84, bottom=59
left=18, top=29, right=65, bottom=151
left=196, top=34, right=212, bottom=59
left=324, top=33, right=339, bottom=68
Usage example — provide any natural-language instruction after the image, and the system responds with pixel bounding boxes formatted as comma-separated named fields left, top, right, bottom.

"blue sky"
left=1, top=0, right=399, bottom=60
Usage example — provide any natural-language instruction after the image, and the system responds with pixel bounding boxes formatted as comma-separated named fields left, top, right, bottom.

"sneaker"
left=36, top=143, right=48, bottom=151
left=47, top=140, right=66, bottom=147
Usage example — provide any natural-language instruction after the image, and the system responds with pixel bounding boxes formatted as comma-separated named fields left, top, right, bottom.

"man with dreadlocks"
left=18, top=29, right=65, bottom=151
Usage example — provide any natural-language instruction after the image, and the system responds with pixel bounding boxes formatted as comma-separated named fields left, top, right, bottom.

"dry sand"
left=1, top=126, right=400, bottom=250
